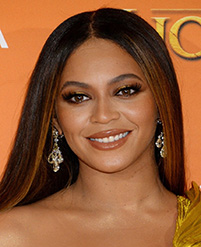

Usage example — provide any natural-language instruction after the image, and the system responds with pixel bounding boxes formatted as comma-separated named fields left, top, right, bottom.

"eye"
left=115, top=84, right=141, bottom=97
left=62, top=93, right=90, bottom=104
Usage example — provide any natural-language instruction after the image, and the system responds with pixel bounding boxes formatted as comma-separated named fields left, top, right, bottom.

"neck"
left=69, top=158, right=169, bottom=211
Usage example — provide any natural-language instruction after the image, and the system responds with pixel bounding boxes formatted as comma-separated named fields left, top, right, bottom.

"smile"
left=89, top=131, right=129, bottom=143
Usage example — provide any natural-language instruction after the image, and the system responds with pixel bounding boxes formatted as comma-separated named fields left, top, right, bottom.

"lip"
left=87, top=129, right=132, bottom=151
left=87, top=129, right=130, bottom=139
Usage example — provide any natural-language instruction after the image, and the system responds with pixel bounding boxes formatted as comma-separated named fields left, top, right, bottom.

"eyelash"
left=62, top=92, right=90, bottom=104
left=62, top=83, right=142, bottom=104
left=115, top=84, right=142, bottom=97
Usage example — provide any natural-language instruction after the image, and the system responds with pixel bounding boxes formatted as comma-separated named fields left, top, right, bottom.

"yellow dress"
left=173, top=182, right=201, bottom=246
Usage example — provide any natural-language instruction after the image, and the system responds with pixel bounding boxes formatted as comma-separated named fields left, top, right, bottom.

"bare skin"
left=0, top=39, right=177, bottom=246
left=0, top=179, right=177, bottom=247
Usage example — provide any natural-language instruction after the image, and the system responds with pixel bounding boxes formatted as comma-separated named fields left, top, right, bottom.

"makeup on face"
left=87, top=129, right=132, bottom=151
left=55, top=38, right=158, bottom=173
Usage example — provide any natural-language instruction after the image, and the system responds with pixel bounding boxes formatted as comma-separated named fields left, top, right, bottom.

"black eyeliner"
left=115, top=83, right=142, bottom=95
left=62, top=91, right=90, bottom=104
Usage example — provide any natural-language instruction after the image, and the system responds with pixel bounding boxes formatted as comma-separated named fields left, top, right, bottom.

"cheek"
left=122, top=97, right=158, bottom=126
left=56, top=104, right=89, bottom=138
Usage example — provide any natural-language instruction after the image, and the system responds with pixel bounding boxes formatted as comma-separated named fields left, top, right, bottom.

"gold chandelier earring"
left=155, top=120, right=167, bottom=158
left=48, top=128, right=64, bottom=172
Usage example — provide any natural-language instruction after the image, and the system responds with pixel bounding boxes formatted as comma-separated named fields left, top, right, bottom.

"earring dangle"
left=48, top=128, right=64, bottom=172
left=155, top=120, right=167, bottom=158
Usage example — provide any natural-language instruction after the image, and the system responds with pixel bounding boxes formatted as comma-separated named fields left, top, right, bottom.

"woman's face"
left=54, top=38, right=158, bottom=173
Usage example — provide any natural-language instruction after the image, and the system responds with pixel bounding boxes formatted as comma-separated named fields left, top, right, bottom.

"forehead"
left=60, top=38, right=146, bottom=85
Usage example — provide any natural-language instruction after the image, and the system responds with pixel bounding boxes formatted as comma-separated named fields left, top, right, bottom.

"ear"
left=52, top=117, right=63, bottom=136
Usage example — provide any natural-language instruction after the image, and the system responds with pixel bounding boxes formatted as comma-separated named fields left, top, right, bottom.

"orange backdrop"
left=0, top=0, right=201, bottom=187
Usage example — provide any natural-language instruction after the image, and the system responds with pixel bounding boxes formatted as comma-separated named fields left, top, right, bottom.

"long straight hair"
left=0, top=8, right=185, bottom=211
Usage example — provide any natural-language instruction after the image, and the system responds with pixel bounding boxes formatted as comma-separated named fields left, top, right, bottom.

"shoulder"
left=0, top=206, right=37, bottom=246
left=173, top=182, right=201, bottom=246
left=0, top=196, right=52, bottom=246
left=0, top=189, right=75, bottom=246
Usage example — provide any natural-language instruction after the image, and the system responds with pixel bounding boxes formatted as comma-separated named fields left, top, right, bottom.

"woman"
left=0, top=8, right=200, bottom=246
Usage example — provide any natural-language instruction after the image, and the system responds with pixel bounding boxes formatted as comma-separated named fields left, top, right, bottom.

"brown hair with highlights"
left=0, top=8, right=185, bottom=211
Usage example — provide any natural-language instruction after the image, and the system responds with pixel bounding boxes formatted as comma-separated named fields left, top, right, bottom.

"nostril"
left=90, top=106, right=120, bottom=124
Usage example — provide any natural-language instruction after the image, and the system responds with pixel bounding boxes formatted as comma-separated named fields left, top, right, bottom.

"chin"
left=82, top=157, right=132, bottom=174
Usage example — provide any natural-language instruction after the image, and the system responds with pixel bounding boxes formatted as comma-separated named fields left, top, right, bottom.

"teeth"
left=103, top=137, right=108, bottom=143
left=109, top=136, right=114, bottom=142
left=114, top=135, right=119, bottom=141
left=90, top=131, right=129, bottom=143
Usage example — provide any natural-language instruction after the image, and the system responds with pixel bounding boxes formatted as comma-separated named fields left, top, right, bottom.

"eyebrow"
left=60, top=73, right=143, bottom=91
left=60, top=81, right=90, bottom=92
left=109, top=73, right=143, bottom=84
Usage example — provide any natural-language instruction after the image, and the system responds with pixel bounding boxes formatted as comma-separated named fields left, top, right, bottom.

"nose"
left=90, top=98, right=120, bottom=124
